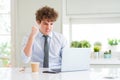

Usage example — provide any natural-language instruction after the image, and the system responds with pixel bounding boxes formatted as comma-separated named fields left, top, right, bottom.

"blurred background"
left=0, top=0, right=120, bottom=68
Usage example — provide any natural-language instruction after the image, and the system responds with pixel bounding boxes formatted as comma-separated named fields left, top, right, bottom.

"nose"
left=46, top=24, right=51, bottom=29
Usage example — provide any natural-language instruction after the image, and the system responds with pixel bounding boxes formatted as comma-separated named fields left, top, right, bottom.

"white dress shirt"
left=21, top=31, right=68, bottom=68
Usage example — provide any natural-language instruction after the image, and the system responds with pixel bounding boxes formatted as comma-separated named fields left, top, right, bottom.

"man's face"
left=38, top=20, right=54, bottom=35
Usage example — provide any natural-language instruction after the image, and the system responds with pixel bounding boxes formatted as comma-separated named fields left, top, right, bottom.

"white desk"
left=0, top=68, right=120, bottom=80
left=90, top=58, right=120, bottom=65
left=90, top=58, right=120, bottom=68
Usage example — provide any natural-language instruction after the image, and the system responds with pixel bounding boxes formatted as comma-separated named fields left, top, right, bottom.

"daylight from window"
left=63, top=23, right=120, bottom=52
left=0, top=0, right=11, bottom=67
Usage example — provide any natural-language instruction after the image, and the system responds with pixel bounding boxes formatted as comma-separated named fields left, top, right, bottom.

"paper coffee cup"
left=31, top=62, right=40, bottom=73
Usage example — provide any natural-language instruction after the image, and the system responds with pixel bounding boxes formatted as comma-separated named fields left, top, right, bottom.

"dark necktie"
left=43, top=35, right=49, bottom=68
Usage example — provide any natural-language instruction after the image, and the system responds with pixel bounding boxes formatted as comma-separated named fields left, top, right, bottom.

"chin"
left=44, top=32, right=50, bottom=35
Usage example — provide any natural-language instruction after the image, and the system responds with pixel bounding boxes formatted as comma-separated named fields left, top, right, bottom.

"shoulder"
left=52, top=32, right=67, bottom=44
left=52, top=32, right=65, bottom=39
left=52, top=32, right=68, bottom=48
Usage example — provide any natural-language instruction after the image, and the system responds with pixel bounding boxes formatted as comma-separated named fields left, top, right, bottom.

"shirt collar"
left=38, top=31, right=52, bottom=38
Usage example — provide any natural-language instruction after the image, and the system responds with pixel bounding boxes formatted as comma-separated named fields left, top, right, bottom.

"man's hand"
left=23, top=26, right=39, bottom=57
left=30, top=26, right=39, bottom=38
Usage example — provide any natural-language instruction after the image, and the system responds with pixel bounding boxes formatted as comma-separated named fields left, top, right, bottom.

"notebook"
left=43, top=48, right=91, bottom=73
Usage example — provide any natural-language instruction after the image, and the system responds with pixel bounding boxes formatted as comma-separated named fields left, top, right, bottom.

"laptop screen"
left=61, top=48, right=91, bottom=72
left=43, top=48, right=91, bottom=73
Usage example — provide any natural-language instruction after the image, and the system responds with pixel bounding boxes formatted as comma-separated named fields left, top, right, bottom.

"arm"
left=24, top=26, right=39, bottom=57
left=60, top=35, right=69, bottom=58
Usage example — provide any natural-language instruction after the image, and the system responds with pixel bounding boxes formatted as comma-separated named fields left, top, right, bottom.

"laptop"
left=43, top=48, right=91, bottom=73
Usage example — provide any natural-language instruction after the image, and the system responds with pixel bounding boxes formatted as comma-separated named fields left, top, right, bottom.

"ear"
left=36, top=20, right=41, bottom=24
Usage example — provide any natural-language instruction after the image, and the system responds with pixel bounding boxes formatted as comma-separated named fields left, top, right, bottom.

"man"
left=21, top=6, right=67, bottom=69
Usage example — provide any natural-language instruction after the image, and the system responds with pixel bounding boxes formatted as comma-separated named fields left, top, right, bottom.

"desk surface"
left=0, top=68, right=120, bottom=80
left=90, top=58, right=120, bottom=65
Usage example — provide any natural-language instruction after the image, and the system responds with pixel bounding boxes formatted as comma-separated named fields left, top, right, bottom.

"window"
left=0, top=0, right=11, bottom=67
left=63, top=18, right=120, bottom=52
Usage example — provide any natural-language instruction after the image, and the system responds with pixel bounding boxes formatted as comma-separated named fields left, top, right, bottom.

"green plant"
left=79, top=40, right=91, bottom=48
left=71, top=40, right=91, bottom=48
left=93, top=42, right=102, bottom=52
left=0, top=42, right=11, bottom=67
left=108, top=39, right=120, bottom=46
left=71, top=41, right=80, bottom=48
left=104, top=50, right=112, bottom=59
left=104, top=50, right=111, bottom=54
left=94, top=46, right=100, bottom=52
left=0, top=42, right=11, bottom=55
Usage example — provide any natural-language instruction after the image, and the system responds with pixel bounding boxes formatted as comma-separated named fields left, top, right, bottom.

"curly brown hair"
left=35, top=6, right=58, bottom=23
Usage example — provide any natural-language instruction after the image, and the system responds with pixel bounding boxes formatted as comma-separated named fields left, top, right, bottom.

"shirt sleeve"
left=60, top=35, right=69, bottom=57
left=21, top=33, right=31, bottom=63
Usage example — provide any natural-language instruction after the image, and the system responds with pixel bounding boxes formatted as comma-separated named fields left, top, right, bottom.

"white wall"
left=12, top=0, right=62, bottom=67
